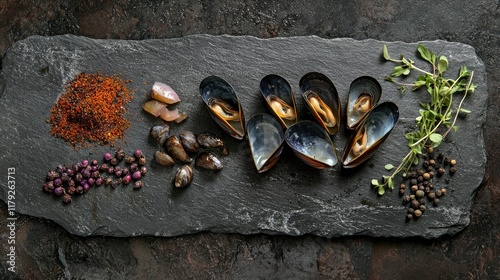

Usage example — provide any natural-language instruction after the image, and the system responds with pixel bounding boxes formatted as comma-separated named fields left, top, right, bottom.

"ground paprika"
left=49, top=72, right=133, bottom=148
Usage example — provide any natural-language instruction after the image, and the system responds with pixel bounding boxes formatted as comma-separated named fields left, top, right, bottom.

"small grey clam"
left=165, top=135, right=192, bottom=163
left=195, top=152, right=223, bottom=170
left=199, top=76, right=246, bottom=139
left=341, top=102, right=399, bottom=168
left=247, top=113, right=285, bottom=173
left=260, top=74, right=297, bottom=128
left=173, top=164, right=193, bottom=188
left=179, top=131, right=200, bottom=153
left=285, top=120, right=338, bottom=169
left=300, top=72, right=341, bottom=135
left=346, top=76, right=382, bottom=130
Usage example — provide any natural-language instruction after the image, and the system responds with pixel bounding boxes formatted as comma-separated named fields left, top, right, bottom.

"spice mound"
left=50, top=72, right=133, bottom=148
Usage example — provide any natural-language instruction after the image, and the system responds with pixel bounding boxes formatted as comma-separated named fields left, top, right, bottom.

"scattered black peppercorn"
left=449, top=166, right=457, bottom=175
left=400, top=149, right=457, bottom=221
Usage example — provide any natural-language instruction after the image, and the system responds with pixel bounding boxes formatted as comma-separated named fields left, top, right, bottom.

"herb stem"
left=442, top=71, right=474, bottom=139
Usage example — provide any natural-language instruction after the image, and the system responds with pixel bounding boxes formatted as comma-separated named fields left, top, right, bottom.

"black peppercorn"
left=414, top=209, right=422, bottom=217
left=411, top=185, right=418, bottom=192
left=433, top=198, right=440, bottom=206
left=449, top=167, right=457, bottom=175
left=411, top=200, right=420, bottom=209
left=438, top=167, right=445, bottom=175
left=416, top=190, right=425, bottom=198
left=428, top=192, right=436, bottom=200
left=435, top=189, right=443, bottom=198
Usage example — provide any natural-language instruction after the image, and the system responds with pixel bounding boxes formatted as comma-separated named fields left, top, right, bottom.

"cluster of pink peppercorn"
left=42, top=149, right=147, bottom=204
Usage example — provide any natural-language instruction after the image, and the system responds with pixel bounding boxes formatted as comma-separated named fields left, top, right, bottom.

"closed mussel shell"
left=247, top=113, right=285, bottom=173
left=179, top=131, right=200, bottom=153
left=346, top=76, right=382, bottom=130
left=300, top=72, right=341, bottom=135
left=285, top=120, right=338, bottom=169
left=199, top=76, right=246, bottom=140
left=341, top=102, right=399, bottom=168
left=260, top=74, right=297, bottom=128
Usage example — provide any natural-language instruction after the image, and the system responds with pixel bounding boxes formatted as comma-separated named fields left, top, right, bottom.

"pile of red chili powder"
left=50, top=72, right=133, bottom=148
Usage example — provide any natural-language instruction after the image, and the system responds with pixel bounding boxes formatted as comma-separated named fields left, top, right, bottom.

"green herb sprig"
left=371, top=44, right=476, bottom=195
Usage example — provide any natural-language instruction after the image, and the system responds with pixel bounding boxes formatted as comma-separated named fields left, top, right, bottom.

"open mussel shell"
left=199, top=76, right=246, bottom=140
left=346, top=76, right=382, bottom=130
left=341, top=102, right=399, bottom=168
left=260, top=74, right=297, bottom=128
left=247, top=113, right=285, bottom=173
left=285, top=120, right=338, bottom=169
left=300, top=72, right=341, bottom=135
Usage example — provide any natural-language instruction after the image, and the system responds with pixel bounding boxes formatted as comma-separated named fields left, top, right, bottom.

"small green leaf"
left=417, top=44, right=432, bottom=64
left=387, top=177, right=394, bottom=189
left=412, top=80, right=427, bottom=91
left=371, top=179, right=379, bottom=186
left=429, top=133, right=443, bottom=144
left=460, top=108, right=471, bottom=114
left=384, top=164, right=394, bottom=171
left=469, top=83, right=477, bottom=93
left=438, top=56, right=449, bottom=74
left=431, top=53, right=437, bottom=64
left=378, top=187, right=385, bottom=195
left=382, top=45, right=391, bottom=60
left=413, top=156, right=419, bottom=165
left=391, top=66, right=407, bottom=77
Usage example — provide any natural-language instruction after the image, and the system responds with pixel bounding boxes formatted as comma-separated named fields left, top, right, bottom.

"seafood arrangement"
left=46, top=73, right=399, bottom=197
left=198, top=74, right=398, bottom=173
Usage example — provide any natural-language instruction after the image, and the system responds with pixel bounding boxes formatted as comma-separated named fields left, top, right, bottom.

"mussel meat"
left=341, top=102, right=399, bottom=168
left=285, top=120, right=338, bottom=169
left=346, top=76, right=382, bottom=129
left=199, top=76, right=246, bottom=139
left=299, top=72, right=341, bottom=135
left=260, top=74, right=297, bottom=128
left=247, top=113, right=285, bottom=173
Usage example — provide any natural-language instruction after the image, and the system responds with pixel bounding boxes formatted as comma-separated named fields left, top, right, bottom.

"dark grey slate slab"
left=0, top=35, right=486, bottom=238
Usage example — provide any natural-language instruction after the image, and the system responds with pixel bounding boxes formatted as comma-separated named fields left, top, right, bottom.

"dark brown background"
left=1, top=1, right=498, bottom=279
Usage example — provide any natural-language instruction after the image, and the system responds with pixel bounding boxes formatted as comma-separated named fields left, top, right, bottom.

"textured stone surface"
left=0, top=34, right=486, bottom=239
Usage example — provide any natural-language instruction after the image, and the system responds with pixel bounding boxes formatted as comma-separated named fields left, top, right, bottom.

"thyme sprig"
left=371, top=44, right=476, bottom=195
